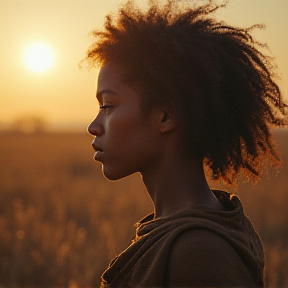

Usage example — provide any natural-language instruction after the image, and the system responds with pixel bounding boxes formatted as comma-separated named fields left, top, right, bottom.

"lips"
left=92, top=141, right=104, bottom=161
left=92, top=142, right=103, bottom=152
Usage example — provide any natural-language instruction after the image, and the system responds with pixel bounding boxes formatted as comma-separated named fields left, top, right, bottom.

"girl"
left=86, top=1, right=287, bottom=287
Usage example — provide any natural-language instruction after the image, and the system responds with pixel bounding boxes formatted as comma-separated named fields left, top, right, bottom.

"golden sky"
left=1, top=0, right=287, bottom=131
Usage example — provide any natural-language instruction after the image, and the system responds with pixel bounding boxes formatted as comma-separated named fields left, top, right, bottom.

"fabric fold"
left=100, top=190, right=264, bottom=288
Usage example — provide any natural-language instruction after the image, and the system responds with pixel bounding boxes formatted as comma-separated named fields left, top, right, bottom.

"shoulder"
left=167, top=229, right=254, bottom=287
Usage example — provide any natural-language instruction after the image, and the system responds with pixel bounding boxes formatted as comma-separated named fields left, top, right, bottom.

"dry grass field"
left=0, top=130, right=287, bottom=287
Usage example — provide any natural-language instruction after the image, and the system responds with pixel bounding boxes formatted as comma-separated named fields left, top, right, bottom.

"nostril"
left=88, top=124, right=96, bottom=136
left=87, top=121, right=104, bottom=136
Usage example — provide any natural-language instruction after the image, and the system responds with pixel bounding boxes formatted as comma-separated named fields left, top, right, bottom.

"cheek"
left=102, top=116, right=161, bottom=177
left=105, top=108, right=144, bottom=141
left=106, top=119, right=146, bottom=156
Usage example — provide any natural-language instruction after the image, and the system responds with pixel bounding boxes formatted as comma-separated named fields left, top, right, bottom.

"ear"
left=158, top=105, right=178, bottom=133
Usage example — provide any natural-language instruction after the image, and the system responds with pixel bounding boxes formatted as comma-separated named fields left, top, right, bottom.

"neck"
left=141, top=151, right=223, bottom=219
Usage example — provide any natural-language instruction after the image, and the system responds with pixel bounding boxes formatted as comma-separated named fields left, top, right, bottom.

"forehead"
left=97, top=63, right=124, bottom=91
left=97, top=63, right=144, bottom=103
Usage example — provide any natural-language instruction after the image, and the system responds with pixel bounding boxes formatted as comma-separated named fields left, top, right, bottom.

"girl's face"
left=88, top=64, right=163, bottom=180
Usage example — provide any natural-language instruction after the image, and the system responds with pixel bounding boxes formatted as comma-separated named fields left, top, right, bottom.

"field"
left=0, top=130, right=288, bottom=287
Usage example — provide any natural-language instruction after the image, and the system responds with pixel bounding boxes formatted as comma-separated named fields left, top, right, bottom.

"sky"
left=1, top=0, right=287, bottom=132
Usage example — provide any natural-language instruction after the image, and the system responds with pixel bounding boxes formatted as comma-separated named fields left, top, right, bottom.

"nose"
left=88, top=116, right=104, bottom=136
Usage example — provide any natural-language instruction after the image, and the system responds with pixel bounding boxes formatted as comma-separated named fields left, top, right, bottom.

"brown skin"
left=88, top=63, right=228, bottom=285
left=88, top=63, right=224, bottom=217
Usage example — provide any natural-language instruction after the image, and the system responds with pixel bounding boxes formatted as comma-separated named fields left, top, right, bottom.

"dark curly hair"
left=85, top=0, right=287, bottom=184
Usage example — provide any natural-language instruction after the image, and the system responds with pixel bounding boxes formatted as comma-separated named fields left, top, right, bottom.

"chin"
left=102, top=166, right=132, bottom=181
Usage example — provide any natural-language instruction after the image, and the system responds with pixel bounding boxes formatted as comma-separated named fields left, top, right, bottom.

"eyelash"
left=100, top=105, right=113, bottom=111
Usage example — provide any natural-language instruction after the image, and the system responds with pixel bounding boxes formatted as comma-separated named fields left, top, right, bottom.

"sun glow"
left=24, top=43, right=54, bottom=72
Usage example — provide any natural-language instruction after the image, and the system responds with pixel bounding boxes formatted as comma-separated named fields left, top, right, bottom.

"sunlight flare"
left=24, top=43, right=54, bottom=72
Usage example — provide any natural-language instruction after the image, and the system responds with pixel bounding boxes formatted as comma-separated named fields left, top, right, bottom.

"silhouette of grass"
left=0, top=130, right=287, bottom=287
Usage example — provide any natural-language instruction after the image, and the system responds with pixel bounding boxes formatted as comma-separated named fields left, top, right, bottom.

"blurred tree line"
left=10, top=115, right=47, bottom=134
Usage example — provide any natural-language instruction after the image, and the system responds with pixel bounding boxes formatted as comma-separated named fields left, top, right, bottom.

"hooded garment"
left=100, top=190, right=264, bottom=288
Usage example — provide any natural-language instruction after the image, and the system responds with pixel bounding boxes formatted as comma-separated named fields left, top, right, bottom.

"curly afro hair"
left=85, top=0, right=288, bottom=184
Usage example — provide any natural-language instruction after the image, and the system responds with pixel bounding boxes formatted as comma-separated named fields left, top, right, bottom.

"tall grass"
left=0, top=131, right=287, bottom=287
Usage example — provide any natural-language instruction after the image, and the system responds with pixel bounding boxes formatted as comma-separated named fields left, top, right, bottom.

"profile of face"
left=88, top=64, right=166, bottom=180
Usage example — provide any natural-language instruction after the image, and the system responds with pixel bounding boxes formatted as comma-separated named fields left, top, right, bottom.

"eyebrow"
left=96, top=89, right=118, bottom=100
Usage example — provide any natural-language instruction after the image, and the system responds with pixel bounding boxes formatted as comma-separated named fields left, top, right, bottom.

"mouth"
left=92, top=141, right=104, bottom=161
left=92, top=142, right=103, bottom=152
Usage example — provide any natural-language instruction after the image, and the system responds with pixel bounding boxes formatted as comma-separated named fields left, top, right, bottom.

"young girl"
left=86, top=1, right=287, bottom=287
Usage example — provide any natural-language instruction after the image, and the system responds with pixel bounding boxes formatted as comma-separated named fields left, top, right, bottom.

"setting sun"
left=24, top=43, right=54, bottom=72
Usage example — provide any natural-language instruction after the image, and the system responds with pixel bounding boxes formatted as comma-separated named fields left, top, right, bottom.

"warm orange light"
left=24, top=43, right=54, bottom=72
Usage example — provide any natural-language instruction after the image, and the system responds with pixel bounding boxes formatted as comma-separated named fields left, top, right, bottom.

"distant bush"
left=10, top=115, right=47, bottom=134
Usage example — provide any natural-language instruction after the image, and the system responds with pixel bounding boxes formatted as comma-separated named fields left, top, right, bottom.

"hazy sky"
left=1, top=0, right=287, bottom=131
